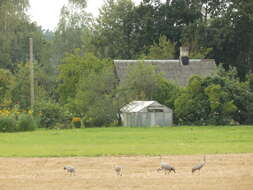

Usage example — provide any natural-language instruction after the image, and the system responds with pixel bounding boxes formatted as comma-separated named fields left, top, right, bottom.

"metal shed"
left=120, top=101, right=173, bottom=127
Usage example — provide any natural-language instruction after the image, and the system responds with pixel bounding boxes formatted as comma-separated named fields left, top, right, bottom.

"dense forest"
left=0, top=0, right=253, bottom=130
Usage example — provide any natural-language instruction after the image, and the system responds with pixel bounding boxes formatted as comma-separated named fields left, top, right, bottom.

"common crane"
left=192, top=155, right=206, bottom=174
left=64, top=166, right=75, bottom=175
left=157, top=155, right=176, bottom=174
left=114, top=165, right=123, bottom=176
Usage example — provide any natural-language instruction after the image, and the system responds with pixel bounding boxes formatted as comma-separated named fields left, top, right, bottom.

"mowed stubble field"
left=0, top=154, right=253, bottom=190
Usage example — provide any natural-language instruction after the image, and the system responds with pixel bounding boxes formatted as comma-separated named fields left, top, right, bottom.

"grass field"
left=0, top=126, right=252, bottom=157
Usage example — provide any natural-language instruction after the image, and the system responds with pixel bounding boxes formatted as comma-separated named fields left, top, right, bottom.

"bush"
left=16, top=114, right=37, bottom=131
left=0, top=115, right=17, bottom=132
left=33, top=102, right=67, bottom=128
left=72, top=117, right=82, bottom=128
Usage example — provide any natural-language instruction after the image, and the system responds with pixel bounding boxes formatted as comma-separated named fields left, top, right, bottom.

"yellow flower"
left=72, top=117, right=81, bottom=122
left=28, top=110, right=33, bottom=115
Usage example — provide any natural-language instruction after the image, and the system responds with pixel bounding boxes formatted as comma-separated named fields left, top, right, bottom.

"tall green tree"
left=71, top=65, right=117, bottom=126
left=0, top=0, right=29, bottom=71
left=53, top=0, right=93, bottom=64
left=57, top=50, right=110, bottom=104
left=94, top=0, right=136, bottom=58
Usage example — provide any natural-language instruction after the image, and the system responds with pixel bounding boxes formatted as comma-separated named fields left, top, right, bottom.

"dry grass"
left=0, top=154, right=252, bottom=190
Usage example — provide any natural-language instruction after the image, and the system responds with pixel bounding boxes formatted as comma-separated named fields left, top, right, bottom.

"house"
left=114, top=47, right=216, bottom=86
left=120, top=101, right=173, bottom=127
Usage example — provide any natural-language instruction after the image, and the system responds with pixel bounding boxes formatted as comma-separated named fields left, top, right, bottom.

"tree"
left=57, top=50, right=110, bottom=104
left=0, top=0, right=29, bottom=71
left=210, top=67, right=253, bottom=124
left=181, top=0, right=253, bottom=79
left=53, top=0, right=94, bottom=64
left=0, top=69, right=14, bottom=107
left=70, top=65, right=118, bottom=126
left=175, top=76, right=210, bottom=125
left=153, top=78, right=180, bottom=109
left=118, top=62, right=164, bottom=101
left=140, top=35, right=175, bottom=59
left=10, top=63, right=50, bottom=109
left=94, top=0, right=136, bottom=58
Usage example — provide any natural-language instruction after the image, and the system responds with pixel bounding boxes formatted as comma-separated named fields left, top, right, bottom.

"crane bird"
left=157, top=155, right=176, bottom=175
left=192, top=155, right=206, bottom=174
left=114, top=165, right=123, bottom=176
left=64, top=166, right=75, bottom=175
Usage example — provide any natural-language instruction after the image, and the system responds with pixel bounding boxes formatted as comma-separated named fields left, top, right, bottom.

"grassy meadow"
left=0, top=126, right=252, bottom=157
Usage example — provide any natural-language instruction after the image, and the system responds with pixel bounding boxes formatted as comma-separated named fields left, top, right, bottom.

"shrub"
left=33, top=102, right=67, bottom=128
left=16, top=114, right=37, bottom=131
left=0, top=115, right=17, bottom=132
left=72, top=117, right=82, bottom=128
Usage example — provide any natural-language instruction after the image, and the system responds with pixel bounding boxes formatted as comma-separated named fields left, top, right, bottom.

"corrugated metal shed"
left=120, top=101, right=173, bottom=127
left=121, top=101, right=160, bottom=112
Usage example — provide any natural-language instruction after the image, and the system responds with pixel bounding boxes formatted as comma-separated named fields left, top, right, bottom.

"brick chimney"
left=180, top=46, right=189, bottom=65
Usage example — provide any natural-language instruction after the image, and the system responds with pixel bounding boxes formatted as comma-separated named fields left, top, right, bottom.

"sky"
left=29, top=0, right=143, bottom=31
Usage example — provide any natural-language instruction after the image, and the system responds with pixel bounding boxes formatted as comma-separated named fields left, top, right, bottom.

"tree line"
left=0, top=0, right=252, bottom=128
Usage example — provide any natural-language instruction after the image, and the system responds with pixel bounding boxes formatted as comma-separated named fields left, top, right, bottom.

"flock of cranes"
left=114, top=155, right=206, bottom=176
left=64, top=155, right=206, bottom=176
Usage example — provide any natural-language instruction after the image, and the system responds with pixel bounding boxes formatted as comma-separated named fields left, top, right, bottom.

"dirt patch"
left=0, top=154, right=252, bottom=190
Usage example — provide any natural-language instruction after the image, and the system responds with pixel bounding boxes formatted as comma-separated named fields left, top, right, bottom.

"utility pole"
left=29, top=37, right=35, bottom=110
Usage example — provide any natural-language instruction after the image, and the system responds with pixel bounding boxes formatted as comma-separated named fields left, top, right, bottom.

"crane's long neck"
left=203, top=155, right=206, bottom=164
left=159, top=155, right=162, bottom=162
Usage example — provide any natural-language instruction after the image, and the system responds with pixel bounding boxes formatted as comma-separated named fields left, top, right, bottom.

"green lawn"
left=0, top=126, right=252, bottom=157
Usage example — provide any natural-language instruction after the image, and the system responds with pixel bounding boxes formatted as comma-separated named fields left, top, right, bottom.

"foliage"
left=118, top=62, right=164, bottom=101
left=212, top=68, right=253, bottom=124
left=94, top=0, right=136, bottom=58
left=71, top=117, right=82, bottom=128
left=0, top=69, right=14, bottom=107
left=53, top=1, right=94, bottom=64
left=68, top=0, right=87, bottom=8
left=204, top=84, right=237, bottom=124
left=0, top=0, right=29, bottom=71
left=16, top=114, right=37, bottom=131
left=0, top=108, right=38, bottom=132
left=10, top=63, right=50, bottom=110
left=154, top=78, right=180, bottom=109
left=70, top=64, right=118, bottom=127
left=0, top=115, right=16, bottom=132
left=175, top=76, right=210, bottom=125
left=58, top=51, right=109, bottom=103
left=10, top=64, right=30, bottom=109
left=174, top=66, right=253, bottom=125
left=33, top=102, right=67, bottom=128
left=140, top=35, right=175, bottom=59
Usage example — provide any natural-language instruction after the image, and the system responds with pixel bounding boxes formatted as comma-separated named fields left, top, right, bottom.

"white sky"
left=29, top=0, right=143, bottom=31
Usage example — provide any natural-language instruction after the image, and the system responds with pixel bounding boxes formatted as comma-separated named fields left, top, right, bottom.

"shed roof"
left=120, top=101, right=163, bottom=113
left=114, top=59, right=216, bottom=86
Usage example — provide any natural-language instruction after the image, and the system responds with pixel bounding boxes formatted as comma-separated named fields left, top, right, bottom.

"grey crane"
left=64, top=166, right=75, bottom=175
left=114, top=165, right=123, bottom=176
left=192, top=155, right=206, bottom=174
left=157, top=155, right=176, bottom=175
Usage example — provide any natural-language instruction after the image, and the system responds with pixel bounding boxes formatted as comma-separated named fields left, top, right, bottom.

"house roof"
left=120, top=101, right=161, bottom=113
left=114, top=59, right=216, bottom=86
